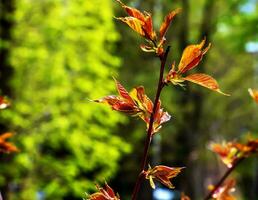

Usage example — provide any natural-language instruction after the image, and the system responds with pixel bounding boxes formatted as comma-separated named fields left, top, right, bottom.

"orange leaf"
left=178, top=39, right=211, bottom=74
left=114, top=78, right=134, bottom=104
left=183, top=73, right=229, bottom=96
left=152, top=100, right=171, bottom=134
left=145, top=165, right=184, bottom=189
left=142, top=13, right=156, bottom=40
left=115, top=0, right=156, bottom=41
left=0, top=96, right=10, bottom=109
left=248, top=88, right=258, bottom=103
left=0, top=132, right=19, bottom=153
left=210, top=142, right=238, bottom=168
left=116, top=17, right=145, bottom=37
left=87, top=183, right=120, bottom=200
left=159, top=9, right=181, bottom=39
left=116, top=0, right=145, bottom=21
left=212, top=179, right=236, bottom=200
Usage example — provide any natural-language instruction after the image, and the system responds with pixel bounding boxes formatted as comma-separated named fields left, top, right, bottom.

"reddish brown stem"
left=131, top=46, right=170, bottom=200
left=203, top=157, right=244, bottom=200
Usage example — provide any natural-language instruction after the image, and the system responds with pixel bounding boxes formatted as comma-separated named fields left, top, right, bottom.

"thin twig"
left=203, top=157, right=245, bottom=200
left=131, top=46, right=170, bottom=200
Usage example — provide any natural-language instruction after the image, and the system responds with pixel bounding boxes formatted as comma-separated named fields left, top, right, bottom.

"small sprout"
left=248, top=88, right=258, bottom=103
left=165, top=39, right=229, bottom=96
left=87, top=183, right=120, bottom=200
left=145, top=165, right=184, bottom=189
left=93, top=79, right=171, bottom=134
left=211, top=179, right=236, bottom=200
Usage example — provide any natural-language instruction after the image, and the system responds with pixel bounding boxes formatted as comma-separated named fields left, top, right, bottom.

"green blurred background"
left=0, top=0, right=258, bottom=199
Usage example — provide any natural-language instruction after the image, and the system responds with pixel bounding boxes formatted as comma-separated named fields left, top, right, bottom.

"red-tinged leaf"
left=0, top=96, right=10, bottom=109
left=159, top=9, right=181, bottom=39
left=94, top=80, right=156, bottom=123
left=116, top=17, right=145, bottom=37
left=116, top=0, right=145, bottom=22
left=212, top=179, right=236, bottom=200
left=142, top=12, right=156, bottom=40
left=210, top=142, right=239, bottom=168
left=178, top=39, right=211, bottom=74
left=246, top=138, right=258, bottom=154
left=145, top=165, right=184, bottom=189
left=0, top=132, right=19, bottom=153
left=135, top=86, right=153, bottom=113
left=248, top=88, right=258, bottom=103
left=112, top=101, right=138, bottom=114
left=183, top=73, right=229, bottom=96
left=87, top=183, right=120, bottom=200
left=114, top=78, right=134, bottom=104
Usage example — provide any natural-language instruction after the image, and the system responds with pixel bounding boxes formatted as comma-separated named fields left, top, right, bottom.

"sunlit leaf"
left=152, top=100, right=171, bottom=134
left=116, top=0, right=145, bottom=21
left=178, top=39, right=211, bottom=74
left=248, top=88, right=258, bottom=103
left=115, top=0, right=155, bottom=40
left=159, top=9, right=181, bottom=39
left=87, top=183, right=120, bottom=200
left=145, top=165, right=184, bottom=189
left=0, top=132, right=19, bottom=153
left=94, top=79, right=169, bottom=133
left=210, top=142, right=239, bottom=168
left=183, top=73, right=229, bottom=96
left=116, top=0, right=181, bottom=55
left=116, top=17, right=145, bottom=37
left=114, top=78, right=134, bottom=104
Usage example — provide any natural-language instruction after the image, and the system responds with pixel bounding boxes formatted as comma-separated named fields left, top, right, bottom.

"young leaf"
left=115, top=0, right=155, bottom=41
left=210, top=138, right=258, bottom=168
left=114, top=78, right=134, bottom=104
left=145, top=165, right=184, bottom=189
left=183, top=73, right=230, bottom=96
left=210, top=142, right=239, bottom=168
left=0, top=132, right=19, bottom=153
left=248, top=88, right=258, bottom=103
left=165, top=39, right=229, bottom=96
left=116, top=17, right=145, bottom=37
left=94, top=79, right=170, bottom=133
left=178, top=39, right=211, bottom=74
left=159, top=9, right=181, bottom=40
left=211, top=179, right=236, bottom=200
left=116, top=0, right=145, bottom=21
left=0, top=96, right=10, bottom=109
left=87, top=183, right=120, bottom=200
left=116, top=0, right=180, bottom=55
left=152, top=100, right=171, bottom=134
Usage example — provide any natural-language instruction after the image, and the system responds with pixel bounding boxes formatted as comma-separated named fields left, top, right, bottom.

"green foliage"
left=0, top=0, right=130, bottom=199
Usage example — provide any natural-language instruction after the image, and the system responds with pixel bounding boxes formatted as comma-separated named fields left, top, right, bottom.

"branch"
left=131, top=46, right=171, bottom=200
left=203, top=157, right=244, bottom=200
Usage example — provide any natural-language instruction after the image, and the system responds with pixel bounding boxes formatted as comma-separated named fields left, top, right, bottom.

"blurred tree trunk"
left=0, top=0, right=15, bottom=199
left=175, top=0, right=216, bottom=198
